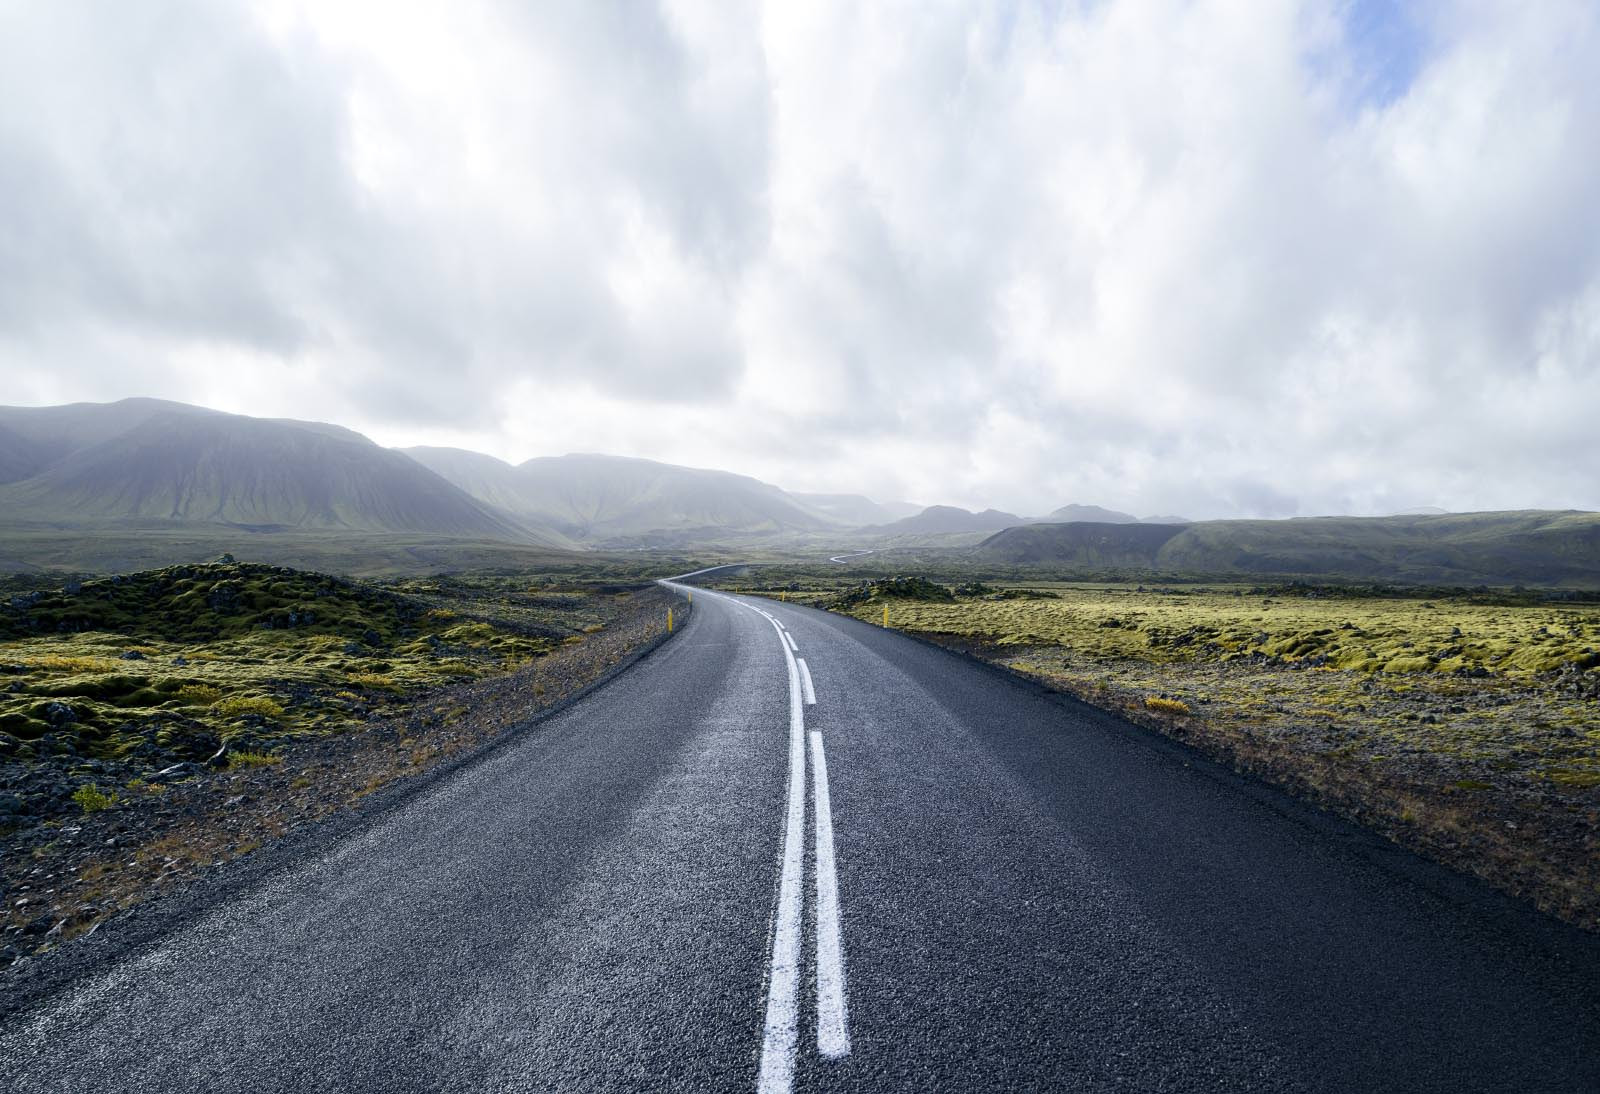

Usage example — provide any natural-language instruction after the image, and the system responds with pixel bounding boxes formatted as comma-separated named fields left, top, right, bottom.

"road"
left=3, top=583, right=1599, bottom=1092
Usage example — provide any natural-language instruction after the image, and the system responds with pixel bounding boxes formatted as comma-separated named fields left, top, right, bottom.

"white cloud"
left=1, top=0, right=1597, bottom=518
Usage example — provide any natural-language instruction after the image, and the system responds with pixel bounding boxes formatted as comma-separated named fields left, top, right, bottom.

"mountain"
left=405, top=449, right=837, bottom=545
left=977, top=511, right=1600, bottom=585
left=399, top=446, right=542, bottom=519
left=976, top=522, right=1189, bottom=567
left=879, top=505, right=1028, bottom=536
left=1046, top=503, right=1139, bottom=524
left=0, top=399, right=554, bottom=543
left=0, top=423, right=49, bottom=485
left=1141, top=514, right=1193, bottom=525
left=790, top=493, right=920, bottom=526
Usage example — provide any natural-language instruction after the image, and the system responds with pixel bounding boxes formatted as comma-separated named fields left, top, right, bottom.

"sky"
left=2, top=0, right=1598, bottom=520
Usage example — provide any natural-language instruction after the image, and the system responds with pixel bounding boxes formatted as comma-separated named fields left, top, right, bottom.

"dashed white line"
left=810, top=731, right=850, bottom=1057
left=783, top=631, right=799, bottom=653
left=796, top=659, right=817, bottom=706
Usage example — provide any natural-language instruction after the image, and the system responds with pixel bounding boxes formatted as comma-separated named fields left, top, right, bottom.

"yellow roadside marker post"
left=668, top=607, right=674, bottom=633
left=781, top=591, right=787, bottom=602
left=883, top=604, right=889, bottom=628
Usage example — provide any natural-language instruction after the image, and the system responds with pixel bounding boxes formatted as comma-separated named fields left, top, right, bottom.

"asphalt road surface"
left=4, top=583, right=1599, bottom=1092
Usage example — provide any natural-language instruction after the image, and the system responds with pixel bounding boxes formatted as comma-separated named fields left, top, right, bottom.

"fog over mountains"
left=3, top=399, right=1598, bottom=585
left=0, top=399, right=1176, bottom=548
left=403, top=447, right=844, bottom=545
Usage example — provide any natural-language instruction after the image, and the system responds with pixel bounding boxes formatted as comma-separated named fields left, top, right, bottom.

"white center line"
left=810, top=730, right=850, bottom=1057
left=658, top=582, right=851, bottom=1088
left=796, top=658, right=817, bottom=706
left=757, top=613, right=807, bottom=1094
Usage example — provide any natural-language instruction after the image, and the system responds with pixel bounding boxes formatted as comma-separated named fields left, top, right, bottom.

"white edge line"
left=756, top=609, right=807, bottom=1094
left=810, top=731, right=851, bottom=1058
left=796, top=658, right=817, bottom=706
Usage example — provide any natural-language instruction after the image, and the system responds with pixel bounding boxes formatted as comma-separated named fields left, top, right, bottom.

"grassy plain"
left=0, top=523, right=710, bottom=578
left=845, top=584, right=1600, bottom=783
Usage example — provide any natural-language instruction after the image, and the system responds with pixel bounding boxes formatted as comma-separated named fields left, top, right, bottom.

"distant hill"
left=790, top=493, right=919, bottom=526
left=976, top=522, right=1189, bottom=567
left=0, top=400, right=555, bottom=544
left=977, top=511, right=1600, bottom=586
left=399, top=446, right=544, bottom=520
left=405, top=449, right=836, bottom=545
left=1045, top=503, right=1138, bottom=524
left=880, top=505, right=1028, bottom=535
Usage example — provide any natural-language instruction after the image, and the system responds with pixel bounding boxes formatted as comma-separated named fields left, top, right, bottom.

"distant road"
left=827, top=549, right=876, bottom=564
left=4, top=586, right=1598, bottom=1091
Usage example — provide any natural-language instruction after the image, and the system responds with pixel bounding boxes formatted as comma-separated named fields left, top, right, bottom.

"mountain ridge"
left=0, top=400, right=558, bottom=544
left=977, top=511, right=1600, bottom=585
left=404, top=448, right=840, bottom=545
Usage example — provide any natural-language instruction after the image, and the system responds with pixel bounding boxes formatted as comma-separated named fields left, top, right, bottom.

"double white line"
left=753, top=608, right=850, bottom=1094
left=660, top=581, right=850, bottom=1093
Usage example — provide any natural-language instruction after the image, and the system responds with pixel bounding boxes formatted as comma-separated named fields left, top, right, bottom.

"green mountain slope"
left=977, top=511, right=1600, bottom=585
left=975, top=522, right=1188, bottom=567
left=0, top=400, right=555, bottom=543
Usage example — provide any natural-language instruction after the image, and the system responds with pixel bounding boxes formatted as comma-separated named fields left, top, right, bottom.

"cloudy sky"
left=3, top=1, right=1597, bottom=519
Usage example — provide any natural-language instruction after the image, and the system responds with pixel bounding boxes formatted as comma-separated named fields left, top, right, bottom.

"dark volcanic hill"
left=404, top=448, right=836, bottom=545
left=0, top=400, right=548, bottom=542
left=979, top=511, right=1600, bottom=585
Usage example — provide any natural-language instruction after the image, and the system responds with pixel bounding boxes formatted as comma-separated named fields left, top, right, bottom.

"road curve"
left=3, top=586, right=1598, bottom=1092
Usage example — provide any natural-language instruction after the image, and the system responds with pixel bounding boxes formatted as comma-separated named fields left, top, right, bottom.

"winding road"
left=3, top=581, right=1599, bottom=1092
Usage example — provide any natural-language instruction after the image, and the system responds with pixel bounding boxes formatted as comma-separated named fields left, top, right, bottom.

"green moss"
left=1546, top=769, right=1600, bottom=788
left=211, top=695, right=285, bottom=720
left=227, top=750, right=284, bottom=770
left=0, top=564, right=575, bottom=765
left=177, top=683, right=223, bottom=706
left=71, top=783, right=116, bottom=812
